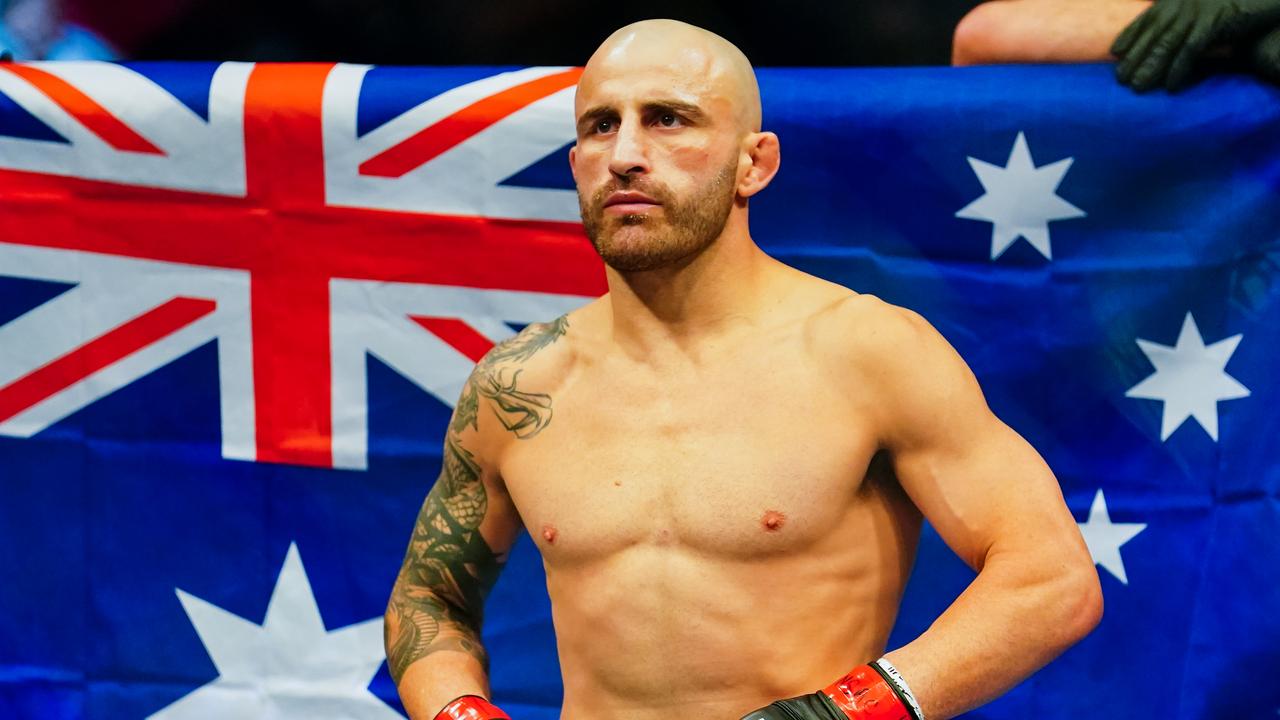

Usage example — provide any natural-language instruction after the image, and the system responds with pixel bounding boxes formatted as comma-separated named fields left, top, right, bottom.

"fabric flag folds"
left=0, top=61, right=1276, bottom=719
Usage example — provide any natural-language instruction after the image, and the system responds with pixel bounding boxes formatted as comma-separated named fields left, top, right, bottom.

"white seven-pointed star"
left=955, top=131, right=1086, bottom=260
left=1078, top=489, right=1146, bottom=585
left=150, top=543, right=397, bottom=720
left=1125, top=312, right=1250, bottom=441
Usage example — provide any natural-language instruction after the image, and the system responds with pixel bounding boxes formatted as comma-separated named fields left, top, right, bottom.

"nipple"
left=760, top=509, right=787, bottom=532
left=541, top=523, right=558, bottom=544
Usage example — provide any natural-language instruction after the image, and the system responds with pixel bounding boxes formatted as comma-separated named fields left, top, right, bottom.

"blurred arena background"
left=4, top=0, right=981, bottom=65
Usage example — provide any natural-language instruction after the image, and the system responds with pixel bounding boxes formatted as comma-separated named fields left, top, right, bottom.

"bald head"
left=578, top=19, right=762, bottom=133
left=569, top=20, right=780, bottom=273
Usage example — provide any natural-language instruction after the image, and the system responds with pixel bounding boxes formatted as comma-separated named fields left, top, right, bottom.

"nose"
left=607, top=119, right=650, bottom=179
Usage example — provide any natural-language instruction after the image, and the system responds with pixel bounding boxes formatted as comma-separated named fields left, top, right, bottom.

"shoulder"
left=454, top=302, right=597, bottom=451
left=805, top=291, right=945, bottom=369
left=472, top=296, right=605, bottom=386
left=478, top=314, right=574, bottom=376
left=764, top=267, right=922, bottom=353
left=807, top=292, right=984, bottom=436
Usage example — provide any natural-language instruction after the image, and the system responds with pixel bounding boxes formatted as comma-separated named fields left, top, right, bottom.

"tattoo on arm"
left=451, top=315, right=567, bottom=437
left=387, top=315, right=568, bottom=685
left=477, top=368, right=552, bottom=438
left=386, top=436, right=502, bottom=684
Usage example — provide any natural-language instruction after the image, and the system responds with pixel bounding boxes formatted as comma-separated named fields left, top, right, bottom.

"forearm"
left=953, top=0, right=1153, bottom=65
left=385, top=584, right=492, bottom=720
left=397, top=653, right=490, bottom=720
left=882, top=552, right=1102, bottom=720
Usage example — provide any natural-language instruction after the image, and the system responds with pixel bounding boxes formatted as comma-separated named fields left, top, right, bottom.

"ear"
left=568, top=144, right=579, bottom=184
left=737, top=132, right=780, bottom=198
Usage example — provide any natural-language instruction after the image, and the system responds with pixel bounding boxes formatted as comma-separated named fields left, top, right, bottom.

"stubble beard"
left=578, top=157, right=738, bottom=273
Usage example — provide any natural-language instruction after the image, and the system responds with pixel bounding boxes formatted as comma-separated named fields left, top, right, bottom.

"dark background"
left=67, top=0, right=983, bottom=65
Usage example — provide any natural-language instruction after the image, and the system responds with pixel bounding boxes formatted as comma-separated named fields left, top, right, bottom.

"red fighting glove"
left=821, top=664, right=918, bottom=720
left=434, top=695, right=511, bottom=720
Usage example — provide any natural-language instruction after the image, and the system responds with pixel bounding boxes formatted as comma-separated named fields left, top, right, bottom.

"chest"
left=498, top=347, right=878, bottom=564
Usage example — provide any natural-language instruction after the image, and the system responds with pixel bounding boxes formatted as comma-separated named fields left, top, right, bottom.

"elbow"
left=1080, top=567, right=1105, bottom=636
left=1059, top=563, right=1104, bottom=647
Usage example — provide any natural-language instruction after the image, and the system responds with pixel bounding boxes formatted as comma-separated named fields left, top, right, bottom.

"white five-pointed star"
left=955, top=131, right=1086, bottom=260
left=1078, top=489, right=1146, bottom=585
left=1125, top=312, right=1250, bottom=441
left=150, top=543, right=397, bottom=720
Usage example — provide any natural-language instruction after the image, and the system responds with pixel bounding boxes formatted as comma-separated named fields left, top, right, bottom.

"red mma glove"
left=739, top=659, right=924, bottom=720
left=435, top=695, right=511, bottom=720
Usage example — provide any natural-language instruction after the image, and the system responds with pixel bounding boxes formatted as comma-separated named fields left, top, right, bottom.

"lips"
left=602, top=191, right=660, bottom=211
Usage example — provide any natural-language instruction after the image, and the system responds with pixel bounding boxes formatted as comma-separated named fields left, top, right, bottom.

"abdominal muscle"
left=548, top=527, right=915, bottom=720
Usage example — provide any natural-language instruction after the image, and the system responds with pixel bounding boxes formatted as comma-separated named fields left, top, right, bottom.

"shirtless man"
left=385, top=19, right=1103, bottom=720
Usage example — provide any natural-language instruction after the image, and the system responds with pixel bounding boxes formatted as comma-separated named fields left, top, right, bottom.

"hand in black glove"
left=1251, top=23, right=1280, bottom=81
left=739, top=664, right=918, bottom=720
left=1110, top=0, right=1280, bottom=91
left=739, top=692, right=845, bottom=720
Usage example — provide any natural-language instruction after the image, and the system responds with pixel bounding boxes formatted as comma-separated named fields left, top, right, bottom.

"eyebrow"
left=575, top=99, right=708, bottom=134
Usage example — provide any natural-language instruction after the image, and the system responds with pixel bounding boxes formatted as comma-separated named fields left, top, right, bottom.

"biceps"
left=398, top=433, right=520, bottom=613
left=891, top=415, right=1075, bottom=572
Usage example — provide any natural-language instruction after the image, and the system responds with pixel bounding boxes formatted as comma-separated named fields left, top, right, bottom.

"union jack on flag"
left=0, top=61, right=603, bottom=471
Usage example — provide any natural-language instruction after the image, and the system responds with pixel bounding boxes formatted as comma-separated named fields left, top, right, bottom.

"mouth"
left=602, top=191, right=661, bottom=214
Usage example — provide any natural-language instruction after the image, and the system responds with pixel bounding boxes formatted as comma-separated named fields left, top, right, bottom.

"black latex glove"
left=1251, top=23, right=1280, bottom=81
left=739, top=692, right=845, bottom=720
left=1111, top=0, right=1280, bottom=91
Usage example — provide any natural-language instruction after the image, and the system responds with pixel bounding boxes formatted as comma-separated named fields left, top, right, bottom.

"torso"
left=494, top=271, right=923, bottom=720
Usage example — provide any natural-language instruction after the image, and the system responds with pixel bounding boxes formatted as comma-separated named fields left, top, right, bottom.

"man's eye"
left=658, top=113, right=680, bottom=127
left=595, top=119, right=615, bottom=133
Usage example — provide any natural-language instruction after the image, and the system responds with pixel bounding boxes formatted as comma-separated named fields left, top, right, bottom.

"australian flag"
left=0, top=60, right=1276, bottom=719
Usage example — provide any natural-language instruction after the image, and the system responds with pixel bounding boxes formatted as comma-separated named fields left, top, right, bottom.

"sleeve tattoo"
left=385, top=315, right=568, bottom=686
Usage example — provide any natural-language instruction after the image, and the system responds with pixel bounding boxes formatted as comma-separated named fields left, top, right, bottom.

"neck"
left=602, top=213, right=779, bottom=360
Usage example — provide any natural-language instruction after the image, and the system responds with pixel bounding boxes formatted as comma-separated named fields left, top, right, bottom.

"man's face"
left=571, top=46, right=745, bottom=272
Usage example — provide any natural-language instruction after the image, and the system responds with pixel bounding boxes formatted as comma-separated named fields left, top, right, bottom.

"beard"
left=578, top=156, right=738, bottom=272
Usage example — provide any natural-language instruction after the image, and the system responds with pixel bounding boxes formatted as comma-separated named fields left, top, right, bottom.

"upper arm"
left=387, top=317, right=569, bottom=682
left=397, top=376, right=523, bottom=612
left=396, top=313, right=568, bottom=584
left=384, top=372, right=521, bottom=682
left=396, top=312, right=574, bottom=601
left=847, top=298, right=1090, bottom=574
